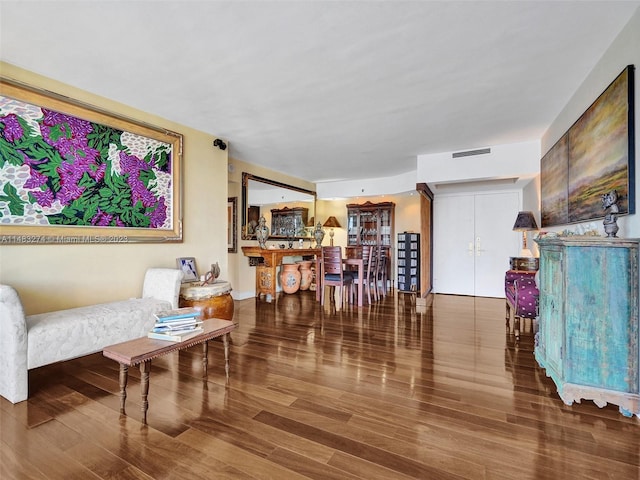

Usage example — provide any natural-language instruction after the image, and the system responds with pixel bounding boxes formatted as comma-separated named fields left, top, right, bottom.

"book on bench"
left=154, top=307, right=201, bottom=323
left=152, top=319, right=203, bottom=331
left=147, top=327, right=204, bottom=342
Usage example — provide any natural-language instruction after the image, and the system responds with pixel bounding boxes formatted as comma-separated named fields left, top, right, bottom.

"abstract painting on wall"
left=541, top=133, right=569, bottom=226
left=541, top=65, right=635, bottom=227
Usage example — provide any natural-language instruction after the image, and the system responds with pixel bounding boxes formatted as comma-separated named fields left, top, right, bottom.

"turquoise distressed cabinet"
left=535, top=236, right=639, bottom=417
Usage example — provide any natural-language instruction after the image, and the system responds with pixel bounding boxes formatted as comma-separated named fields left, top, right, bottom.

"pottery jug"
left=297, top=260, right=313, bottom=291
left=280, top=263, right=301, bottom=294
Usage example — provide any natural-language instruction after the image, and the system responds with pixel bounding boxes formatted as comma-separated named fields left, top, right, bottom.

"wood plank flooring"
left=2, top=291, right=639, bottom=479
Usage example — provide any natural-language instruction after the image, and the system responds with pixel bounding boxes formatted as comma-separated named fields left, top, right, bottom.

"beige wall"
left=333, top=194, right=421, bottom=285
left=0, top=63, right=228, bottom=314
left=228, top=157, right=422, bottom=298
left=541, top=8, right=640, bottom=237
left=227, top=157, right=316, bottom=298
left=315, top=193, right=421, bottom=249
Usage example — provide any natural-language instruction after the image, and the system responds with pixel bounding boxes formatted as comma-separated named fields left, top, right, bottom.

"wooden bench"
left=103, top=318, right=237, bottom=424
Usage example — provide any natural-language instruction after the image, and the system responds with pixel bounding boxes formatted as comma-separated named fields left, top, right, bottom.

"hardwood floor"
left=2, top=291, right=639, bottom=479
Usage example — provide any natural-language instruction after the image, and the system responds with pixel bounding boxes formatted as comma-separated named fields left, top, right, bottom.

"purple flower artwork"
left=0, top=95, right=174, bottom=230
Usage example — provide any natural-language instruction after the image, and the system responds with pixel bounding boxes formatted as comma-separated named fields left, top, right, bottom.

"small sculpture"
left=602, top=189, right=620, bottom=238
left=203, top=262, right=220, bottom=285
left=313, top=222, right=325, bottom=248
left=255, top=215, right=269, bottom=248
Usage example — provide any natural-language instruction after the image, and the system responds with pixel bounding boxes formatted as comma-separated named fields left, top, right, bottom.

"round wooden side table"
left=179, top=281, right=234, bottom=321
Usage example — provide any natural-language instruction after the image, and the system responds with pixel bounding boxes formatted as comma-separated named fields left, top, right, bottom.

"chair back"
left=346, top=246, right=362, bottom=273
left=367, top=245, right=378, bottom=277
left=375, top=246, right=389, bottom=296
left=361, top=245, right=372, bottom=265
left=346, top=246, right=362, bottom=259
left=322, top=246, right=344, bottom=275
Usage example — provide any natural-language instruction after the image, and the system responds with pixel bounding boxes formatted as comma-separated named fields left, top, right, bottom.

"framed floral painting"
left=0, top=78, right=183, bottom=244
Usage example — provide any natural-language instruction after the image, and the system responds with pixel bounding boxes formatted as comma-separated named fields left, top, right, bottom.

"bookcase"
left=397, top=232, right=420, bottom=293
left=535, top=236, right=640, bottom=417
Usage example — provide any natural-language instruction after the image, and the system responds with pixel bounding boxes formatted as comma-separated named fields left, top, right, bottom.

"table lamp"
left=323, top=216, right=342, bottom=246
left=512, top=211, right=538, bottom=257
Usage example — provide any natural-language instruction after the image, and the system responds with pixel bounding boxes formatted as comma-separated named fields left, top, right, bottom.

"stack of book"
left=147, top=307, right=203, bottom=342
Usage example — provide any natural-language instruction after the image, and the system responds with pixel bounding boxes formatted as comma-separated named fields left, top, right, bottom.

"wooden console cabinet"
left=535, top=236, right=639, bottom=417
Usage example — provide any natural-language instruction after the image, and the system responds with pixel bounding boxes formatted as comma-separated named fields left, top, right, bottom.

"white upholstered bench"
left=0, top=268, right=183, bottom=404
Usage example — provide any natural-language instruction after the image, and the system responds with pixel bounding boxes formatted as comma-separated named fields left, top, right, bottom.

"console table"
left=241, top=246, right=321, bottom=300
left=535, top=236, right=639, bottom=417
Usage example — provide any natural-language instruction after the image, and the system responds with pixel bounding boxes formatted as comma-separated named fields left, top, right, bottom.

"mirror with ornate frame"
left=241, top=172, right=316, bottom=240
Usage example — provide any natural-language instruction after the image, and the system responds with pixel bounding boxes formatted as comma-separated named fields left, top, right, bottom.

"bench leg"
left=202, top=341, right=208, bottom=378
left=118, top=364, right=128, bottom=415
left=223, top=333, right=230, bottom=383
left=139, top=361, right=151, bottom=425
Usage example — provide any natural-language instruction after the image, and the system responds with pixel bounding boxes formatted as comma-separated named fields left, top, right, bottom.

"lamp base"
left=519, top=248, right=533, bottom=257
left=510, top=256, right=539, bottom=271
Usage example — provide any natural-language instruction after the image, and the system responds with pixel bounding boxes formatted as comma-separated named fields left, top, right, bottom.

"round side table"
left=179, top=281, right=234, bottom=321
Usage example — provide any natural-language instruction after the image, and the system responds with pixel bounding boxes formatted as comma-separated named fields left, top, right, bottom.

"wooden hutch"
left=346, top=201, right=395, bottom=288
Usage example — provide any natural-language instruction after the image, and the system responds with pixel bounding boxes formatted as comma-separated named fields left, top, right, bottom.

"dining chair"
left=345, top=246, right=363, bottom=275
left=352, top=245, right=376, bottom=304
left=375, top=246, right=389, bottom=298
left=369, top=245, right=382, bottom=303
left=321, top=246, right=354, bottom=306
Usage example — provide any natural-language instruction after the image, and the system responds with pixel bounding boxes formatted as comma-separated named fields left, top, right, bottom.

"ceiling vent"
left=452, top=148, right=491, bottom=158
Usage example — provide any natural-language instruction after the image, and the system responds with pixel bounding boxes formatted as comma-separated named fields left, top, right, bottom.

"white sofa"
left=0, top=268, right=183, bottom=404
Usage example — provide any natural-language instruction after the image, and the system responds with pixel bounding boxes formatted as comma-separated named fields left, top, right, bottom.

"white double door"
left=433, top=191, right=521, bottom=297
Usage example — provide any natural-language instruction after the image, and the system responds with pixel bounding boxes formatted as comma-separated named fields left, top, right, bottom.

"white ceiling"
left=1, top=1, right=638, bottom=185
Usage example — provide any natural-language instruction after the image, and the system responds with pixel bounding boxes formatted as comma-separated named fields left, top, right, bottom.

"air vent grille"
left=452, top=148, right=491, bottom=158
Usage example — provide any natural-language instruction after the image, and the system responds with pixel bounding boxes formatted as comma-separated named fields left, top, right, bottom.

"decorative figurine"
left=255, top=215, right=269, bottom=248
left=602, top=189, right=620, bottom=238
left=202, top=262, right=220, bottom=285
left=313, top=222, right=325, bottom=248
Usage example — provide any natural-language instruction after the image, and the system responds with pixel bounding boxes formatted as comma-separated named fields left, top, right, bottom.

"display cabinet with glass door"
left=347, top=201, right=395, bottom=291
left=346, top=201, right=395, bottom=247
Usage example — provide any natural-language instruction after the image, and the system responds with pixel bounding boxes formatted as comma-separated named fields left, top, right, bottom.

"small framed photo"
left=176, top=257, right=198, bottom=283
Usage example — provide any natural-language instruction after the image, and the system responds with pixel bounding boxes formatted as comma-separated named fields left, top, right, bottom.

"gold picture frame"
left=228, top=197, right=237, bottom=253
left=0, top=78, right=183, bottom=244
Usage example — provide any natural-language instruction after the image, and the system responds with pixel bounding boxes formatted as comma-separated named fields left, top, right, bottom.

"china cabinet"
left=270, top=207, right=308, bottom=237
left=346, top=201, right=395, bottom=247
left=535, top=236, right=640, bottom=417
left=347, top=201, right=395, bottom=291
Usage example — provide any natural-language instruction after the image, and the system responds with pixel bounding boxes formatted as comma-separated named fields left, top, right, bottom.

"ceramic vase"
left=313, top=222, right=325, bottom=248
left=280, top=263, right=301, bottom=294
left=255, top=215, right=269, bottom=248
left=297, top=260, right=313, bottom=291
